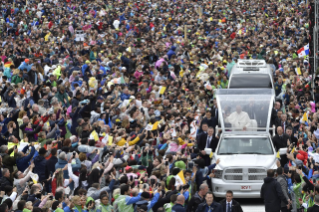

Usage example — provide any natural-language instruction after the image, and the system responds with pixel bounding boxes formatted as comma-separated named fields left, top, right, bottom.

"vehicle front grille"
left=223, top=167, right=266, bottom=182
left=225, top=175, right=243, bottom=180
left=225, top=168, right=243, bottom=174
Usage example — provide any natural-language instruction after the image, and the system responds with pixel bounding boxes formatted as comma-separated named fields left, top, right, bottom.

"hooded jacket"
left=167, top=46, right=176, bottom=60
left=260, top=177, right=288, bottom=212
left=33, top=155, right=47, bottom=182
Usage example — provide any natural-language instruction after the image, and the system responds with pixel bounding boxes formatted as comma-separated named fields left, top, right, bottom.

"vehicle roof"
left=231, top=59, right=271, bottom=75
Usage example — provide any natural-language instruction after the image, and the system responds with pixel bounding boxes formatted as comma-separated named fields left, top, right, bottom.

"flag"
left=89, top=130, right=99, bottom=141
left=145, top=121, right=159, bottom=131
left=159, top=86, right=166, bottom=95
left=295, top=67, right=301, bottom=75
left=30, top=173, right=39, bottom=184
left=174, top=170, right=186, bottom=186
left=301, top=112, right=308, bottom=126
left=108, top=136, right=113, bottom=146
left=276, top=151, right=280, bottom=159
left=297, top=44, right=309, bottom=58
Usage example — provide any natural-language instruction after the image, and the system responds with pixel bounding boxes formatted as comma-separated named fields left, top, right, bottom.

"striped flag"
left=297, top=44, right=309, bottom=58
left=174, top=170, right=186, bottom=186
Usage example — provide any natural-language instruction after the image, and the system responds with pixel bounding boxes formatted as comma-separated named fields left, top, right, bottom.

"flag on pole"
left=297, top=44, right=309, bottom=58
left=301, top=112, right=309, bottom=126
left=174, top=170, right=186, bottom=186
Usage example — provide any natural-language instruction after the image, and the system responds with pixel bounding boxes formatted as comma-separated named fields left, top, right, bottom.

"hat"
left=130, top=96, right=136, bottom=100
left=25, top=59, right=29, bottom=63
left=141, top=192, right=150, bottom=199
left=85, top=60, right=91, bottom=64
left=39, top=147, right=47, bottom=155
left=175, top=161, right=186, bottom=170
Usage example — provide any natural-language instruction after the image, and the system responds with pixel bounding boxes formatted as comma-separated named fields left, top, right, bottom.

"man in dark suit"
left=220, top=190, right=243, bottom=212
left=271, top=101, right=281, bottom=127
left=275, top=114, right=291, bottom=134
left=272, top=126, right=290, bottom=167
left=199, top=109, right=218, bottom=136
left=286, top=126, right=297, bottom=146
left=198, top=127, right=219, bottom=166
left=307, top=195, right=319, bottom=212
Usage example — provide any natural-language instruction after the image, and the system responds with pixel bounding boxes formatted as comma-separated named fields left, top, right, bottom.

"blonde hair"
left=72, top=195, right=81, bottom=204
left=55, top=169, right=64, bottom=188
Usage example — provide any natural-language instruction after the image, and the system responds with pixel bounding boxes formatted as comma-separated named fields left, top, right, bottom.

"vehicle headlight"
left=213, top=170, right=223, bottom=179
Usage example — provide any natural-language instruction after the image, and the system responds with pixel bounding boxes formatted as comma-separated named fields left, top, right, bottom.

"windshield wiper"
left=240, top=152, right=265, bottom=154
left=218, top=153, right=234, bottom=155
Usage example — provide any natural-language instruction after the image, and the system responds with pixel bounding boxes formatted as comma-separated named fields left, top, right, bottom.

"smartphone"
left=188, top=162, right=194, bottom=169
left=150, top=179, right=156, bottom=186
left=165, top=161, right=169, bottom=166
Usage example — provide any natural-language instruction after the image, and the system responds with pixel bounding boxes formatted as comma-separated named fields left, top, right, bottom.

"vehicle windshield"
left=229, top=74, right=272, bottom=88
left=216, top=90, right=273, bottom=131
left=217, top=137, right=274, bottom=155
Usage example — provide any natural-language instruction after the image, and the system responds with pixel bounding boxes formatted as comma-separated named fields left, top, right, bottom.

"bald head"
left=176, top=195, right=185, bottom=205
left=277, top=126, right=283, bottom=135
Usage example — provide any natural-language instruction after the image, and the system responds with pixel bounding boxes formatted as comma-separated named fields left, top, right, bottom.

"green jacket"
left=55, top=91, right=70, bottom=107
left=38, top=137, right=54, bottom=147
left=90, top=51, right=97, bottom=61
left=164, top=202, right=174, bottom=212
left=113, top=194, right=141, bottom=212
left=12, top=74, right=23, bottom=84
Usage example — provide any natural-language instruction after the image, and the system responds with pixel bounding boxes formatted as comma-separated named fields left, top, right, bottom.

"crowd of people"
left=0, top=0, right=315, bottom=211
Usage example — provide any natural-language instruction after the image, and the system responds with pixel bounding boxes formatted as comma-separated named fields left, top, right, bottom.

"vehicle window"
left=218, top=137, right=274, bottom=155
left=229, top=74, right=272, bottom=88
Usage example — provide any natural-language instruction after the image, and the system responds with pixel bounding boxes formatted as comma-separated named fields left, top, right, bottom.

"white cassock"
left=225, top=111, right=251, bottom=130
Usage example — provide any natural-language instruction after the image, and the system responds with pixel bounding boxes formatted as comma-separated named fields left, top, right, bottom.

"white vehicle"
left=228, top=59, right=274, bottom=89
left=211, top=89, right=285, bottom=198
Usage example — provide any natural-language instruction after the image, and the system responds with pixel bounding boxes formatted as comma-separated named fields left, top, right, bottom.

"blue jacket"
left=16, top=146, right=35, bottom=172
left=120, top=93, right=131, bottom=101
left=195, top=201, right=223, bottom=212
left=33, top=155, right=47, bottom=182
left=55, top=158, right=81, bottom=178
left=172, top=204, right=186, bottom=212
left=134, top=192, right=160, bottom=212
left=18, top=62, right=33, bottom=72
left=167, top=46, right=176, bottom=60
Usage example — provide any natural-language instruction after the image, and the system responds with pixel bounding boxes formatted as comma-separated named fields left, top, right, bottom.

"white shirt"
left=225, top=111, right=251, bottom=130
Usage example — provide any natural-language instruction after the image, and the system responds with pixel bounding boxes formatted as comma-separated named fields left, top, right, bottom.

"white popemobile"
left=211, top=89, right=286, bottom=198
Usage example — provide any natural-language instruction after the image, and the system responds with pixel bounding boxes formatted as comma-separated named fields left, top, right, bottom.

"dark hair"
left=32, top=207, right=43, bottom=212
left=99, top=191, right=108, bottom=200
left=51, top=148, right=57, bottom=156
left=226, top=190, right=233, bottom=196
left=120, top=184, right=129, bottom=195
left=3, top=198, right=12, bottom=209
left=267, top=169, right=275, bottom=177
left=120, top=175, right=128, bottom=184
left=55, top=191, right=64, bottom=201
left=277, top=167, right=283, bottom=175
left=206, top=192, right=214, bottom=197
left=0, top=203, right=8, bottom=211
left=88, top=168, right=102, bottom=187
left=17, top=200, right=26, bottom=210
left=170, top=194, right=178, bottom=203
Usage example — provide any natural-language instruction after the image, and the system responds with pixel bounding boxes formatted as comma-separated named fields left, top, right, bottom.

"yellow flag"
left=175, top=170, right=186, bottom=185
left=296, top=67, right=301, bottom=75
left=276, top=151, right=280, bottom=159
left=209, top=152, right=214, bottom=158
left=108, top=136, right=113, bottom=146
left=159, top=86, right=166, bottom=95
left=291, top=147, right=295, bottom=154
left=90, top=130, right=99, bottom=141
left=152, top=121, right=159, bottom=130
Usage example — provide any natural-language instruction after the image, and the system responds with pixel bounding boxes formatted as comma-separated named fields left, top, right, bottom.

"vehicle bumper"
left=212, top=179, right=262, bottom=198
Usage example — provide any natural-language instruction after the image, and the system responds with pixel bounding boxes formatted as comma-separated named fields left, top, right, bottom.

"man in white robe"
left=225, top=105, right=251, bottom=131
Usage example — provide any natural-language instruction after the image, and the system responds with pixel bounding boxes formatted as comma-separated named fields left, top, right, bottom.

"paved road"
left=237, top=198, right=265, bottom=212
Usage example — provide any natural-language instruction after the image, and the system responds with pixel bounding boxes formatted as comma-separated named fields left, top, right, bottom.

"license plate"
left=241, top=186, right=251, bottom=190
